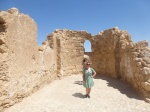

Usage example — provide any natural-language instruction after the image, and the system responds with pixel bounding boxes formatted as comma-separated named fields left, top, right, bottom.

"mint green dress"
left=83, top=68, right=95, bottom=88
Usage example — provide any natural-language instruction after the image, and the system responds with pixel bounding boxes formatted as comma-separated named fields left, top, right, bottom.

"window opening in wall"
left=84, top=40, right=92, bottom=52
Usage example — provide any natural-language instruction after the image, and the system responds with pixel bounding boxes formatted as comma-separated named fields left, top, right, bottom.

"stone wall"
left=120, top=40, right=150, bottom=102
left=47, top=30, right=92, bottom=77
left=84, top=52, right=92, bottom=61
left=92, top=27, right=121, bottom=78
left=0, top=8, right=57, bottom=111
left=92, top=27, right=150, bottom=102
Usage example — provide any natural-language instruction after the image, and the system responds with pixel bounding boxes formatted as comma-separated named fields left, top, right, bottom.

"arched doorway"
left=84, top=40, right=92, bottom=61
left=84, top=40, right=92, bottom=52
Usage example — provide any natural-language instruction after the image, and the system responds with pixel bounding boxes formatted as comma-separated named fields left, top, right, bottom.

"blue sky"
left=0, top=0, right=150, bottom=52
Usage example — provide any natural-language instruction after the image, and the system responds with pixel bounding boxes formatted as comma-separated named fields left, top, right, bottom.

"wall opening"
left=84, top=40, right=92, bottom=52
left=84, top=40, right=92, bottom=61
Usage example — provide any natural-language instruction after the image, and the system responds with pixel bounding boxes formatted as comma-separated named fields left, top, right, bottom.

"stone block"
left=143, top=82, right=150, bottom=91
left=142, top=67, right=150, bottom=76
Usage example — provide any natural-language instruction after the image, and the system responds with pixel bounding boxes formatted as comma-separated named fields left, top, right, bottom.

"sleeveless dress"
left=83, top=68, right=95, bottom=88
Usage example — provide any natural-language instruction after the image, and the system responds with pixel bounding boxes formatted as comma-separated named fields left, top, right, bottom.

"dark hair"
left=82, top=58, right=88, bottom=63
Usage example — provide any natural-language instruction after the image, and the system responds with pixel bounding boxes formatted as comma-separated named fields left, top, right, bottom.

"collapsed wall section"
left=0, top=8, right=57, bottom=110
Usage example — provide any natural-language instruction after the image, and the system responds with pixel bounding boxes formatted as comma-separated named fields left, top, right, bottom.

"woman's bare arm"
left=82, top=72, right=85, bottom=81
left=91, top=71, right=96, bottom=78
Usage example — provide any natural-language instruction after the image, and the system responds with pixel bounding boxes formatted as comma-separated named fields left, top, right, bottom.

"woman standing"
left=82, top=61, right=96, bottom=98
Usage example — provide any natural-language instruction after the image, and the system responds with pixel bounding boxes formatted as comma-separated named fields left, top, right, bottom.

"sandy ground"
left=4, top=74, right=150, bottom=112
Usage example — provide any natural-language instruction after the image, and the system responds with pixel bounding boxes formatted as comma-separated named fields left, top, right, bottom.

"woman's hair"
left=82, top=58, right=88, bottom=63
left=82, top=58, right=91, bottom=66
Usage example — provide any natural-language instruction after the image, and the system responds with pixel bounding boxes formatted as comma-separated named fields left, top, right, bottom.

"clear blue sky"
left=0, top=0, right=150, bottom=52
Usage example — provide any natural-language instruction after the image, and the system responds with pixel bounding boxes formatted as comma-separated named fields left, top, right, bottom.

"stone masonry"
left=0, top=8, right=57, bottom=111
left=92, top=29, right=150, bottom=103
left=0, top=8, right=150, bottom=111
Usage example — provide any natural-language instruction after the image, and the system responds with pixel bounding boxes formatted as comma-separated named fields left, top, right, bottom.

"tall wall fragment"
left=0, top=8, right=57, bottom=111
left=92, top=27, right=150, bottom=102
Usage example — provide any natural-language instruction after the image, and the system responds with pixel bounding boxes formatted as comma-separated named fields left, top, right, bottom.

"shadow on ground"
left=94, top=75, right=144, bottom=101
left=74, top=81, right=83, bottom=85
left=72, top=93, right=85, bottom=99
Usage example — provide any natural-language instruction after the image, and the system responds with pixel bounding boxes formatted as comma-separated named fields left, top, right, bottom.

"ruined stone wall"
left=47, top=30, right=92, bottom=77
left=92, top=28, right=119, bottom=78
left=0, top=8, right=57, bottom=110
left=92, top=27, right=150, bottom=102
left=120, top=40, right=150, bottom=102
left=45, top=27, right=150, bottom=102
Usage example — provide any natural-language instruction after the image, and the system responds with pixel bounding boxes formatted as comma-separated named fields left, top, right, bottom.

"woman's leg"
left=88, top=88, right=91, bottom=95
left=86, top=88, right=88, bottom=94
left=86, top=88, right=91, bottom=98
left=85, top=88, right=88, bottom=97
left=87, top=88, right=91, bottom=98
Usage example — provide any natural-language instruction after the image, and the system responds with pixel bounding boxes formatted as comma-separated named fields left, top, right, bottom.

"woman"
left=82, top=61, right=96, bottom=98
